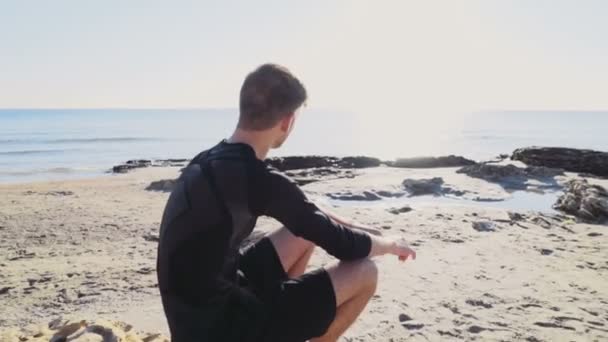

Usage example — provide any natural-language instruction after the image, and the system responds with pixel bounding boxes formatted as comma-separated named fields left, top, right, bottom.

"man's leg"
left=311, top=259, right=378, bottom=342
left=268, top=227, right=315, bottom=277
left=268, top=227, right=379, bottom=341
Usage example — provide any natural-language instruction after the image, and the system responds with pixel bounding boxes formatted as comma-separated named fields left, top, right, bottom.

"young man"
left=157, top=64, right=416, bottom=342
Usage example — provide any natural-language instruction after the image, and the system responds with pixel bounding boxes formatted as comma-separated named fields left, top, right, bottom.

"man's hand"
left=369, top=235, right=416, bottom=261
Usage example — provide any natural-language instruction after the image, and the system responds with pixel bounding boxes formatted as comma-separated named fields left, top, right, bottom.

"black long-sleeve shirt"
left=156, top=140, right=371, bottom=340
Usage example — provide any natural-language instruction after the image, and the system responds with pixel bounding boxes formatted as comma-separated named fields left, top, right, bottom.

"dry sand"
left=0, top=166, right=606, bottom=341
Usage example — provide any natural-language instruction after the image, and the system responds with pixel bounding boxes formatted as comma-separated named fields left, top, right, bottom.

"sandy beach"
left=1, top=163, right=607, bottom=341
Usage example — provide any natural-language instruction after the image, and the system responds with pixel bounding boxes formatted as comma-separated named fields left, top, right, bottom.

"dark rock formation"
left=340, top=156, right=382, bottom=168
left=112, top=159, right=188, bottom=173
left=388, top=155, right=475, bottom=168
left=553, top=179, right=608, bottom=223
left=113, top=153, right=476, bottom=174
left=472, top=221, right=497, bottom=232
left=285, top=168, right=357, bottom=186
left=456, top=163, right=563, bottom=191
left=401, top=177, right=466, bottom=197
left=266, top=156, right=381, bottom=171
left=402, top=177, right=445, bottom=196
left=388, top=206, right=413, bottom=215
left=512, top=147, right=608, bottom=177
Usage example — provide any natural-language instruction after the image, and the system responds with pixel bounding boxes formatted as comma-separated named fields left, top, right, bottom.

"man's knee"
left=359, top=258, right=378, bottom=292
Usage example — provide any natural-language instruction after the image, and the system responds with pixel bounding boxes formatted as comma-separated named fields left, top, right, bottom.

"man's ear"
left=279, top=113, right=295, bottom=132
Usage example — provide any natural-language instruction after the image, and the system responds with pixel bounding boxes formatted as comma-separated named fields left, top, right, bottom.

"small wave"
left=0, top=166, right=101, bottom=176
left=0, top=137, right=160, bottom=144
left=0, top=149, right=69, bottom=156
left=48, top=137, right=160, bottom=143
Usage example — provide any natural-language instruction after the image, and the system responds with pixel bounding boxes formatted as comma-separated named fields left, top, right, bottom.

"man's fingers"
left=397, top=246, right=416, bottom=262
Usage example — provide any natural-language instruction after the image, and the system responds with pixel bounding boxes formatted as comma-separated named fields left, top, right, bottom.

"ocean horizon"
left=1, top=108, right=607, bottom=183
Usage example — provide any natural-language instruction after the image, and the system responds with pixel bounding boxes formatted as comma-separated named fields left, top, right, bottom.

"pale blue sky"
left=0, top=0, right=606, bottom=113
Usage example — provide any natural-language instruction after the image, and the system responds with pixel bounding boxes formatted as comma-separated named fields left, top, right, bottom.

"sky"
left=0, top=0, right=606, bottom=115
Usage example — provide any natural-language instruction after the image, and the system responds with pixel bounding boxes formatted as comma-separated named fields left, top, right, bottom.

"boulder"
left=472, top=221, right=497, bottom=232
left=553, top=179, right=608, bottom=223
left=388, top=155, right=475, bottom=168
left=388, top=206, right=413, bottom=215
left=512, top=147, right=608, bottom=177
left=402, top=177, right=445, bottom=196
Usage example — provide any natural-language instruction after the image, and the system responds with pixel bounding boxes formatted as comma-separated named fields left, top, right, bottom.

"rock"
left=388, top=155, right=475, bottom=168
left=540, top=248, right=553, bottom=255
left=8, top=250, right=36, bottom=261
left=388, top=206, right=413, bottom=215
left=508, top=212, right=525, bottom=221
left=285, top=168, right=357, bottom=186
left=399, top=313, right=413, bottom=322
left=466, top=299, right=493, bottom=308
left=512, top=147, right=608, bottom=177
left=339, top=156, right=382, bottom=168
left=401, top=177, right=467, bottom=197
left=327, top=191, right=382, bottom=201
left=530, top=215, right=553, bottom=229
left=456, top=163, right=562, bottom=190
left=553, top=179, right=608, bottom=223
left=145, top=179, right=176, bottom=192
left=111, top=159, right=189, bottom=173
left=468, top=325, right=487, bottom=334
left=143, top=232, right=160, bottom=242
left=402, top=177, right=444, bottom=195
left=113, top=160, right=151, bottom=173
left=266, top=156, right=338, bottom=170
left=136, top=267, right=155, bottom=275
left=0, top=286, right=13, bottom=295
left=472, top=221, right=497, bottom=232
left=266, top=156, right=381, bottom=171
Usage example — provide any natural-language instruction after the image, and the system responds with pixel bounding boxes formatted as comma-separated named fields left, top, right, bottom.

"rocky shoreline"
left=111, top=146, right=607, bottom=177
left=134, top=147, right=608, bottom=223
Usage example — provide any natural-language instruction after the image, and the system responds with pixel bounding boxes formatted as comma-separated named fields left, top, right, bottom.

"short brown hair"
left=238, top=64, right=307, bottom=130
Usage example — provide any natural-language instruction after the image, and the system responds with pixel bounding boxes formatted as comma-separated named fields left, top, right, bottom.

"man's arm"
left=255, top=166, right=416, bottom=262
left=315, top=202, right=383, bottom=236
left=317, top=202, right=416, bottom=261
left=257, top=170, right=372, bottom=261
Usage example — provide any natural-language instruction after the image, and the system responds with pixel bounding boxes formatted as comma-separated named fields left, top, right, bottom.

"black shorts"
left=238, top=237, right=337, bottom=342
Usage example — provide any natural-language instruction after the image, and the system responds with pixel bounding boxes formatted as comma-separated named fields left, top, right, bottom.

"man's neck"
left=227, top=129, right=272, bottom=160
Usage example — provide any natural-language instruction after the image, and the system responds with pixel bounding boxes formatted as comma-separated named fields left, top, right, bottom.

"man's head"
left=238, top=64, right=307, bottom=148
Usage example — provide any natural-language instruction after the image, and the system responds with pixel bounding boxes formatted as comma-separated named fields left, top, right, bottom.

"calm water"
left=0, top=109, right=607, bottom=183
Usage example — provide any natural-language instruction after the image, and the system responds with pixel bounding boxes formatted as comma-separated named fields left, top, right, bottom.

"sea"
left=1, top=109, right=607, bottom=183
